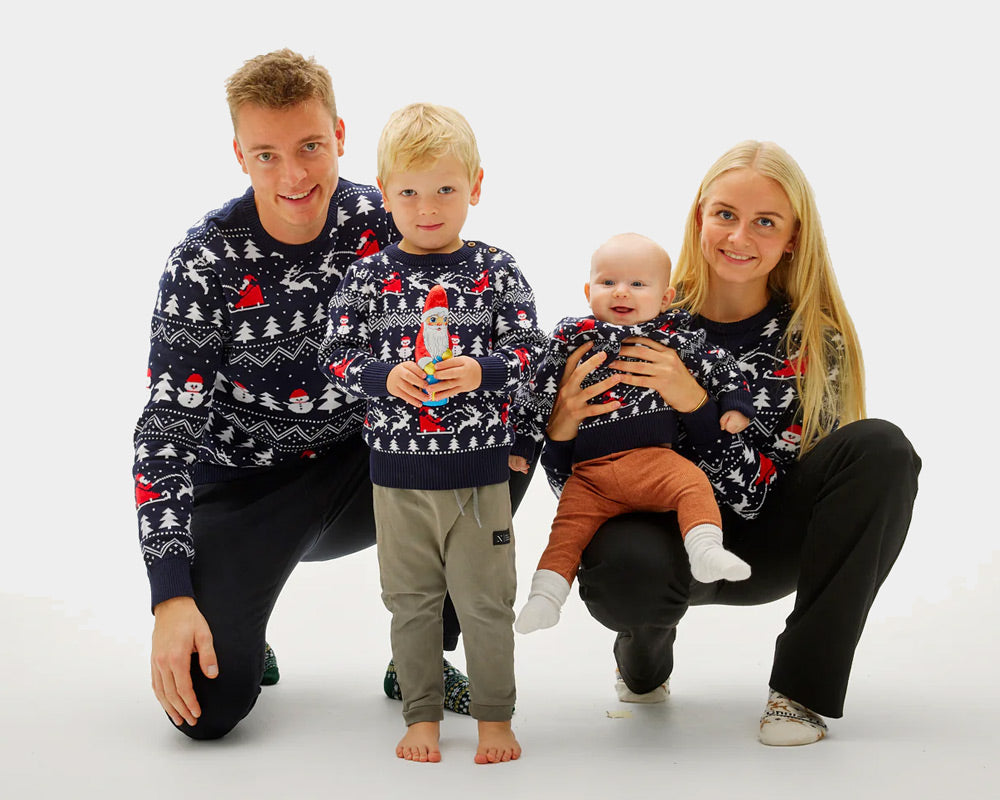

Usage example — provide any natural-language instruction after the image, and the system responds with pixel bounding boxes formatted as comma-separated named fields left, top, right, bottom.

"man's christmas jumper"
left=318, top=241, right=547, bottom=490
left=510, top=309, right=755, bottom=496
left=133, top=179, right=395, bottom=607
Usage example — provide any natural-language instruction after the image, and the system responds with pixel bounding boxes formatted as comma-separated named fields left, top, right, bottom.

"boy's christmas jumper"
left=133, top=179, right=395, bottom=607
left=318, top=240, right=548, bottom=490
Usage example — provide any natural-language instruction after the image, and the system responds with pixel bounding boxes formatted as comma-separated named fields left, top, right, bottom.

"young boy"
left=509, top=233, right=754, bottom=643
left=318, top=103, right=546, bottom=763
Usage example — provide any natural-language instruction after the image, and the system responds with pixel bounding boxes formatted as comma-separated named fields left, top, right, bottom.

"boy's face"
left=379, top=154, right=482, bottom=255
left=585, top=241, right=675, bottom=326
left=233, top=98, right=345, bottom=245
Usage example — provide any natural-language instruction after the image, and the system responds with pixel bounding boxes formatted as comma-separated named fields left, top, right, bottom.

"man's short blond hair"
left=225, top=49, right=337, bottom=130
left=377, top=103, right=481, bottom=185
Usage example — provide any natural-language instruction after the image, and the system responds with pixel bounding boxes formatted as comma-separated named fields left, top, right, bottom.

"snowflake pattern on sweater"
left=510, top=310, right=754, bottom=495
left=133, top=179, right=395, bottom=606
left=318, top=241, right=547, bottom=491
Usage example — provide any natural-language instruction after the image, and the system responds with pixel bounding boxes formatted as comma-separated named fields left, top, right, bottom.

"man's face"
left=233, top=98, right=345, bottom=245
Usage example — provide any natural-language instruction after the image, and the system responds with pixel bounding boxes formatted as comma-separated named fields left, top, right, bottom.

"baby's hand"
left=720, top=410, right=750, bottom=434
left=508, top=455, right=530, bottom=474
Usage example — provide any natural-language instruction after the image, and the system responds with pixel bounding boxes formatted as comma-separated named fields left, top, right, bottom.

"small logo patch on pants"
left=493, top=529, right=511, bottom=546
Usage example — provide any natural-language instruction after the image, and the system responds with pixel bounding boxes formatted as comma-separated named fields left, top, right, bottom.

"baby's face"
left=586, top=243, right=673, bottom=326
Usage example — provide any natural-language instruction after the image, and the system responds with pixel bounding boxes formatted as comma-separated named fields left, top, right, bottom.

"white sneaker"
left=759, top=689, right=828, bottom=746
left=615, top=669, right=669, bottom=703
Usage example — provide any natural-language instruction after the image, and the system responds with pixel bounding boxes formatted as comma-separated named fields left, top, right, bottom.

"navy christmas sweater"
left=510, top=310, right=754, bottom=496
left=133, top=179, right=395, bottom=607
left=318, top=241, right=547, bottom=490
left=671, top=296, right=834, bottom=519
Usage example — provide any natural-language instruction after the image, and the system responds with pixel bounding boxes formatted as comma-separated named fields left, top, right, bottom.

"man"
left=133, top=50, right=533, bottom=739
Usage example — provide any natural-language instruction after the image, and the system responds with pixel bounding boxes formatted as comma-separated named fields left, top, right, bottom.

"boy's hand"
left=508, top=454, right=530, bottom=474
left=423, top=356, right=482, bottom=401
left=387, top=362, right=430, bottom=407
left=720, top=410, right=750, bottom=434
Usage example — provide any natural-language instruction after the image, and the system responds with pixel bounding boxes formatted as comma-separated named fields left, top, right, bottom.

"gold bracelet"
left=685, top=391, right=709, bottom=413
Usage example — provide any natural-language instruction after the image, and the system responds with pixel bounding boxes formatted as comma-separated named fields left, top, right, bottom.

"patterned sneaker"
left=615, top=668, right=669, bottom=703
left=383, top=659, right=402, bottom=700
left=759, top=689, right=827, bottom=746
left=261, top=642, right=280, bottom=686
left=383, top=658, right=473, bottom=715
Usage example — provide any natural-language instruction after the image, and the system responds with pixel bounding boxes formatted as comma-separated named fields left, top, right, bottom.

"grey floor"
left=5, top=473, right=997, bottom=800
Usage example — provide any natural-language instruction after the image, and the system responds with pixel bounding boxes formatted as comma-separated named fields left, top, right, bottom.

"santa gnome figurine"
left=414, top=284, right=453, bottom=407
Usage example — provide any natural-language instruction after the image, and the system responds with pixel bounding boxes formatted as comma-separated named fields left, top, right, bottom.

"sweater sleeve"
left=475, top=256, right=548, bottom=394
left=132, top=239, right=227, bottom=609
left=317, top=260, right=392, bottom=398
left=508, top=320, right=582, bottom=493
left=676, top=327, right=841, bottom=519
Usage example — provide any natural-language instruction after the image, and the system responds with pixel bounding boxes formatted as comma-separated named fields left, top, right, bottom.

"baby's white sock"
left=683, top=524, right=751, bottom=583
left=514, top=569, right=571, bottom=633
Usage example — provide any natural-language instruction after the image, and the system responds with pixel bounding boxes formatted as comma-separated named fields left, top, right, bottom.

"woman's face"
left=698, top=168, right=797, bottom=295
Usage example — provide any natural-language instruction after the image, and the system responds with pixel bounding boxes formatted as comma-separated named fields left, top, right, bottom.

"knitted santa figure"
left=414, top=284, right=453, bottom=407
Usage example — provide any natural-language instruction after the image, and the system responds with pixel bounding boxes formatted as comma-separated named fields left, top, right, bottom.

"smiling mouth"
left=280, top=186, right=317, bottom=201
left=722, top=250, right=754, bottom=262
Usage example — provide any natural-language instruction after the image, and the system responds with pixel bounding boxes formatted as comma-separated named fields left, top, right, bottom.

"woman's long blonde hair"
left=673, top=141, right=865, bottom=455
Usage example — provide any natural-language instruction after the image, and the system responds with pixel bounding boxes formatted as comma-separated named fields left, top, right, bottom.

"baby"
left=510, top=233, right=753, bottom=634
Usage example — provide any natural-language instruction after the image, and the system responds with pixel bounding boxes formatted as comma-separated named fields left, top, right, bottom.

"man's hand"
left=422, top=356, right=482, bottom=401
left=151, top=596, right=217, bottom=727
left=387, top=361, right=431, bottom=408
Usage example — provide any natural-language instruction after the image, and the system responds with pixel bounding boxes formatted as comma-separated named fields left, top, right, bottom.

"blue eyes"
left=600, top=280, right=645, bottom=287
left=255, top=143, right=319, bottom=163
left=715, top=209, right=775, bottom=228
left=398, top=186, right=455, bottom=197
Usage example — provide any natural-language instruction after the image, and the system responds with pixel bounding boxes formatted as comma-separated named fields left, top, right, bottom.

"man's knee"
left=173, top=658, right=261, bottom=741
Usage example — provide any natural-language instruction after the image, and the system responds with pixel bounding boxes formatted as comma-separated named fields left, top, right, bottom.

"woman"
left=544, top=141, right=921, bottom=745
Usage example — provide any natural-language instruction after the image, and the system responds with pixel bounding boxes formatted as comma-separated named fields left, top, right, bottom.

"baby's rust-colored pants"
left=539, top=447, right=720, bottom=584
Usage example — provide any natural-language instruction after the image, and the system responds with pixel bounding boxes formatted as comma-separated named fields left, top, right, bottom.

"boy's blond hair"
left=377, top=103, right=481, bottom=185
left=225, top=49, right=337, bottom=130
left=672, top=140, right=865, bottom=456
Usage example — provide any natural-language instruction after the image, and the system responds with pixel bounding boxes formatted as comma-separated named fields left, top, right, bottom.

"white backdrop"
left=1, top=2, right=997, bottom=792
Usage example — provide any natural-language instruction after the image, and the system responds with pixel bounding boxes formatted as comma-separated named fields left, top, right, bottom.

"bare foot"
left=474, top=720, right=521, bottom=764
left=396, top=721, right=441, bottom=763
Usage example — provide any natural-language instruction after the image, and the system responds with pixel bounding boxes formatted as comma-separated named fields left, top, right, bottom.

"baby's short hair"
left=377, top=103, right=481, bottom=185
left=225, top=49, right=337, bottom=131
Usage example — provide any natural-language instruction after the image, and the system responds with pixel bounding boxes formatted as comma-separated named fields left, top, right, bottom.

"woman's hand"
left=610, top=337, right=707, bottom=412
left=546, top=342, right=623, bottom=441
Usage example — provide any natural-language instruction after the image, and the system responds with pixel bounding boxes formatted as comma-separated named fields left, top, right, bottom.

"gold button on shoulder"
left=488, top=247, right=498, bottom=253
left=466, top=241, right=476, bottom=247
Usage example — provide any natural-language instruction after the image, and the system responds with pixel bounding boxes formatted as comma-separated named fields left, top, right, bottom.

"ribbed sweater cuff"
left=148, top=558, right=195, bottom=613
left=360, top=361, right=393, bottom=397
left=679, top=396, right=724, bottom=444
left=476, top=355, right=508, bottom=392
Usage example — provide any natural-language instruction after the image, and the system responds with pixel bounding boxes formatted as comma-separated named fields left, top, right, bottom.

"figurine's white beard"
left=423, top=323, right=450, bottom=358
